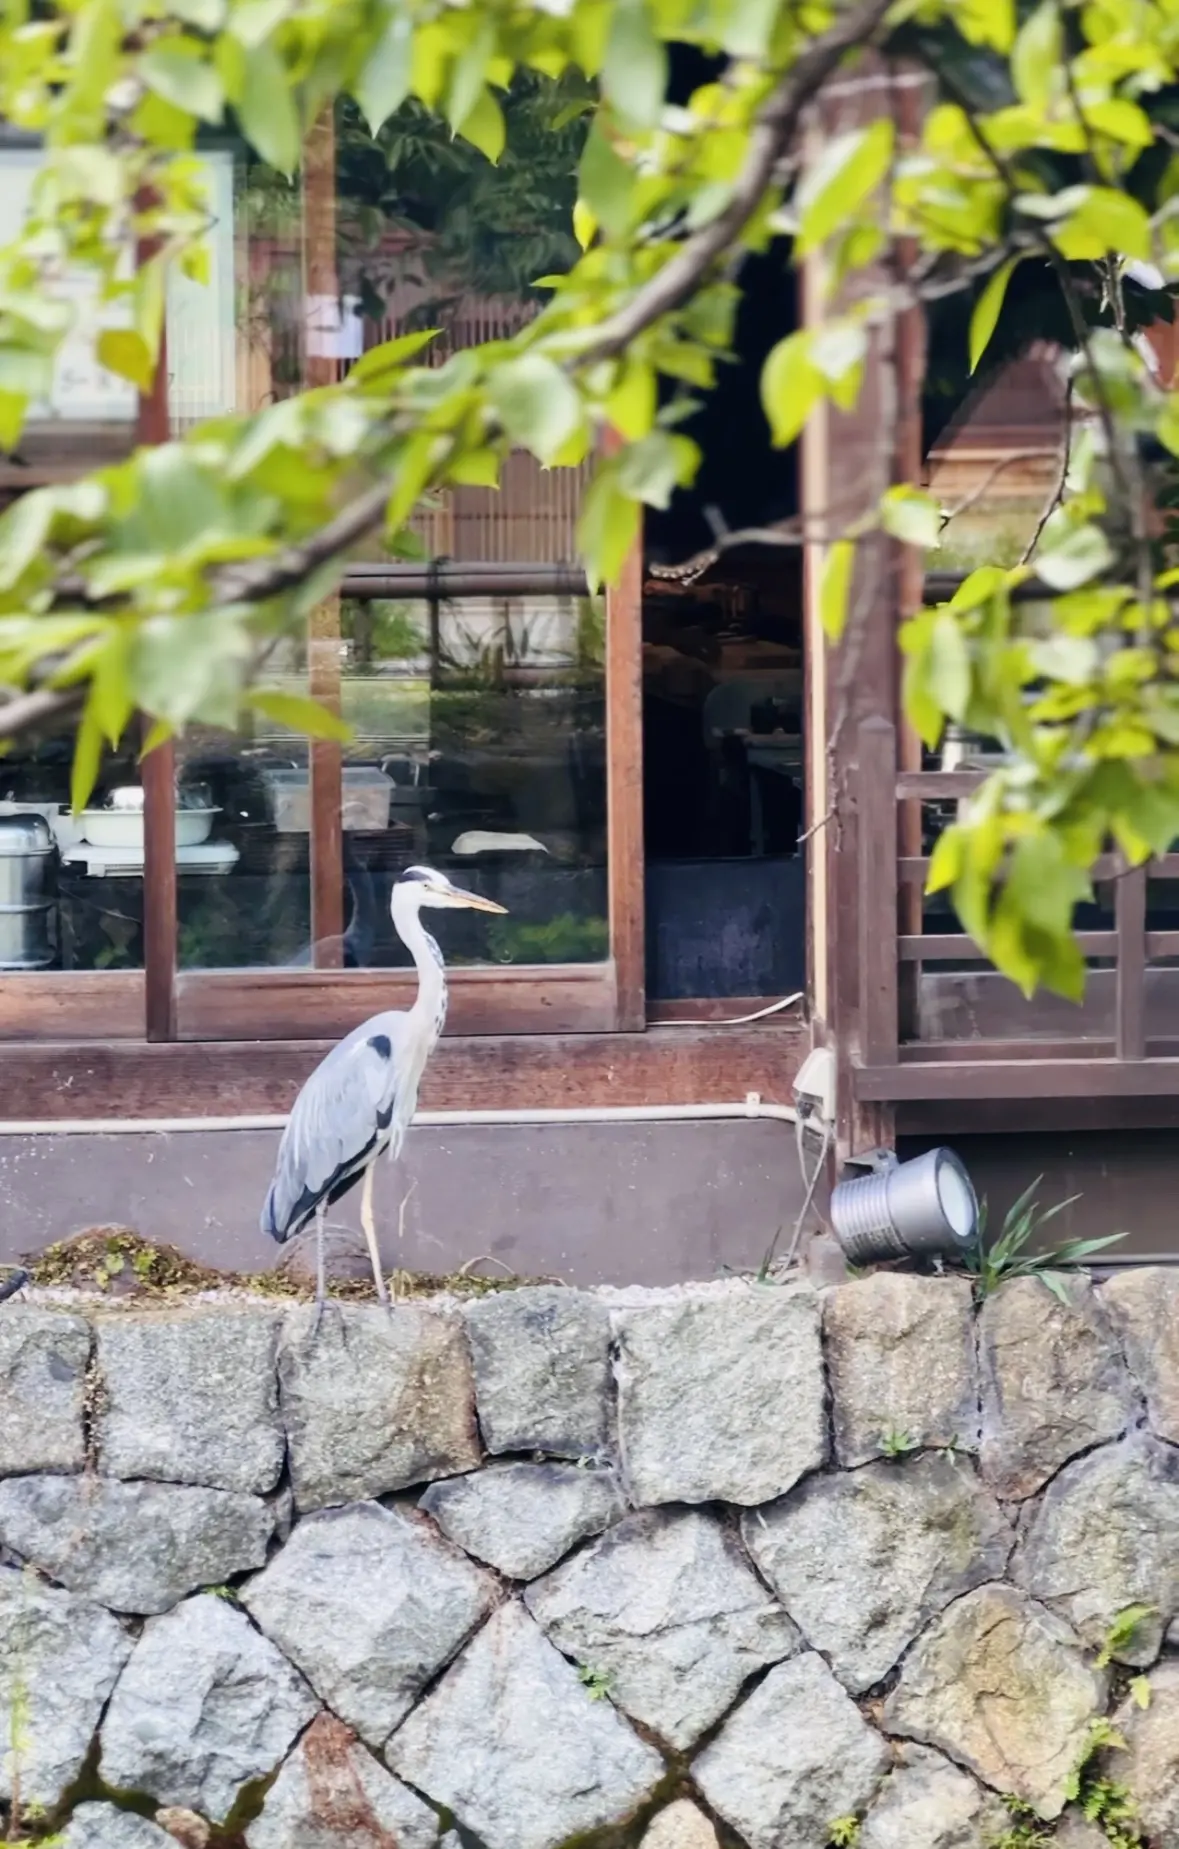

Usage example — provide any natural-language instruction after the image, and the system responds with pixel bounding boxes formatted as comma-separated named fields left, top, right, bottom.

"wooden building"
left=1, top=93, right=1175, bottom=1280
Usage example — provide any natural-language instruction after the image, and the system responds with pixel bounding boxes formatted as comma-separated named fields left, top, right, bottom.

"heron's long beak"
left=450, top=885, right=508, bottom=914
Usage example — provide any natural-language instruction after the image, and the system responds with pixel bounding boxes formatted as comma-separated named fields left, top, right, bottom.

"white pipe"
left=0, top=1096, right=798, bottom=1136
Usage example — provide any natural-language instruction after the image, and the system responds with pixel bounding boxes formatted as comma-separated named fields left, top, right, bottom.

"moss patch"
left=23, top=1227, right=543, bottom=1305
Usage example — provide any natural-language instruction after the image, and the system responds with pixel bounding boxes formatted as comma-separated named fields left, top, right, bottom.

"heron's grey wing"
left=261, top=1014, right=406, bottom=1240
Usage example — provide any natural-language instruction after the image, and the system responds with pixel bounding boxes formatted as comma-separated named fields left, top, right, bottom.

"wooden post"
left=856, top=717, right=898, bottom=1068
left=302, top=108, right=344, bottom=967
left=1116, top=862, right=1147, bottom=1060
left=603, top=430, right=646, bottom=1031
left=137, top=251, right=177, bottom=1041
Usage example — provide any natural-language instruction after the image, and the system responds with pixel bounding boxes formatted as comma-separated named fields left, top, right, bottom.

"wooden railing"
left=852, top=716, right=1179, bottom=1104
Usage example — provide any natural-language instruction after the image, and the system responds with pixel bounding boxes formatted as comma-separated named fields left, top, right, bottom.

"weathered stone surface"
left=242, top=1501, right=496, bottom=1750
left=96, top=1309, right=283, bottom=1494
left=1013, top=1435, right=1179, bottom=1663
left=153, top=1810, right=210, bottom=1848
left=824, top=1277, right=979, bottom=1467
left=562, top=1509, right=775, bottom=1702
left=246, top=1714, right=441, bottom=1849
left=884, top=1583, right=1107, bottom=1817
left=859, top=1745, right=1008, bottom=1849
left=640, top=1800, right=720, bottom=1849
left=978, top=1276, right=1136, bottom=1500
left=420, top=1462, right=624, bottom=1579
left=1102, top=1267, right=1179, bottom=1443
left=692, top=1651, right=890, bottom=1849
left=0, top=1307, right=89, bottom=1476
left=526, top=1506, right=799, bottom=1748
left=743, top=1454, right=1012, bottom=1693
left=100, top=1593, right=318, bottom=1825
left=279, top=1304, right=480, bottom=1511
left=464, top=1288, right=612, bottom=1459
left=1109, top=1659, right=1179, bottom=1845
left=0, top=1567, right=131, bottom=1812
left=60, top=1804, right=174, bottom=1849
left=1053, top=1821, right=1109, bottom=1849
left=387, top=1601, right=663, bottom=1849
left=0, top=1474, right=273, bottom=1614
left=614, top=1286, right=825, bottom=1506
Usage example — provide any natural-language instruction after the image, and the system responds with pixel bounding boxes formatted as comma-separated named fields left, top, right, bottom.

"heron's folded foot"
left=308, top=1289, right=327, bottom=1344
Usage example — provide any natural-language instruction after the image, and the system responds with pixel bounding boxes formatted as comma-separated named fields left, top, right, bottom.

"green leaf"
left=760, top=332, right=821, bottom=449
left=601, top=0, right=667, bottom=130
left=456, top=88, right=506, bottom=164
left=448, top=448, right=500, bottom=488
left=1159, top=396, right=1179, bottom=459
left=71, top=701, right=104, bottom=816
left=355, top=5, right=413, bottom=132
left=796, top=120, right=895, bottom=256
left=489, top=355, right=583, bottom=465
left=0, top=391, right=27, bottom=453
left=386, top=432, right=441, bottom=536
left=928, top=611, right=972, bottom=719
left=97, top=329, right=155, bottom=392
left=616, top=431, right=697, bottom=509
left=139, top=42, right=224, bottom=123
left=1054, top=188, right=1151, bottom=262
left=247, top=689, right=352, bottom=740
left=237, top=41, right=300, bottom=176
left=349, top=330, right=439, bottom=384
left=447, top=19, right=494, bottom=135
left=819, top=541, right=855, bottom=641
left=607, top=361, right=657, bottom=442
left=1012, top=1, right=1063, bottom=109
left=577, top=469, right=640, bottom=590
left=880, top=486, right=942, bottom=548
left=1035, top=522, right=1114, bottom=591
left=969, top=259, right=1020, bottom=374
left=578, top=121, right=635, bottom=238
left=926, top=823, right=966, bottom=894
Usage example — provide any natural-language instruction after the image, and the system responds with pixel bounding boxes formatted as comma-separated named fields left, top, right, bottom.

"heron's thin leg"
left=360, top=1161, right=390, bottom=1313
left=309, top=1200, right=327, bottom=1340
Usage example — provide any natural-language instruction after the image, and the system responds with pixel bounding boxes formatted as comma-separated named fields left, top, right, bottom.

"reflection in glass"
left=324, top=589, right=608, bottom=970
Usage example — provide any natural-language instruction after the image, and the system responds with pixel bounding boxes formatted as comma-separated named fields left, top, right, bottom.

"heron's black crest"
left=368, top=1032, right=392, bottom=1061
left=397, top=866, right=433, bottom=884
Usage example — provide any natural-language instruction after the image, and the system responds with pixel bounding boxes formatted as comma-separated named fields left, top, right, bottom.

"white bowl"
left=79, top=808, right=218, bottom=849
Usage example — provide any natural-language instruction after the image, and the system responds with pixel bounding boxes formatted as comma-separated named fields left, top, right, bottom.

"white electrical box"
left=793, top=1046, right=836, bottom=1124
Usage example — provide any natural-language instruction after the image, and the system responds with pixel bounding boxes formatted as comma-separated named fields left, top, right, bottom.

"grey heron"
left=261, top=864, right=507, bottom=1329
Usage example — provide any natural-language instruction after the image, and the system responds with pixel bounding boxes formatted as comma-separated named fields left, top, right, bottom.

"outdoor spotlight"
left=829, top=1147, right=979, bottom=1267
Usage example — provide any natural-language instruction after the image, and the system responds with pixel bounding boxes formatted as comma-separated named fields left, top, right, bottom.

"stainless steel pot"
left=0, top=813, right=54, bottom=969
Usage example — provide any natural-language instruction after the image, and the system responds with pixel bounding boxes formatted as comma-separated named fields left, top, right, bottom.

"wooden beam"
left=856, top=1055, right=1179, bottom=1101
left=136, top=300, right=176, bottom=1043
left=0, top=1022, right=808, bottom=1120
left=1116, top=861, right=1147, bottom=1060
left=857, top=717, right=898, bottom=1065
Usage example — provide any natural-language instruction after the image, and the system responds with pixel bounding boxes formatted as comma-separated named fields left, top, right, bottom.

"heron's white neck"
left=392, top=886, right=447, bottom=1042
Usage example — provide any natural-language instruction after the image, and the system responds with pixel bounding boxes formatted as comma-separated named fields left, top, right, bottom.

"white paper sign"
left=0, top=146, right=237, bottom=424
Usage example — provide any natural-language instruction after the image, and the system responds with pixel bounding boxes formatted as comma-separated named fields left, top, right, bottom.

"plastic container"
left=78, top=808, right=218, bottom=849
left=0, top=812, right=54, bottom=969
left=262, top=767, right=392, bottom=833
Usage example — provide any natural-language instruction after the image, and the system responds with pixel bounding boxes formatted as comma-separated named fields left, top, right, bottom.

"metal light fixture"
left=829, top=1147, right=979, bottom=1267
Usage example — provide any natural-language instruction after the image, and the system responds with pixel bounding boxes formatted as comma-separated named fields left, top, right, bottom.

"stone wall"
left=2, top=1270, right=1179, bottom=1849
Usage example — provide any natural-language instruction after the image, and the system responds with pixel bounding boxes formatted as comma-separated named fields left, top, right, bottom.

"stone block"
left=614, top=1285, right=826, bottom=1506
left=100, top=1593, right=317, bottom=1825
left=743, top=1453, right=1013, bottom=1692
left=884, top=1583, right=1107, bottom=1818
left=242, top=1501, right=497, bottom=1750
left=1109, top=1659, right=1179, bottom=1847
left=692, top=1651, right=890, bottom=1849
left=0, top=1307, right=89, bottom=1477
left=859, top=1744, right=1007, bottom=1849
left=0, top=1567, right=132, bottom=1814
left=1101, top=1267, right=1179, bottom=1443
left=246, top=1714, right=442, bottom=1849
left=61, top=1805, right=174, bottom=1849
left=420, top=1461, right=624, bottom=1579
left=279, top=1304, right=481, bottom=1511
left=1012, top=1434, right=1179, bottom=1663
left=640, top=1800, right=719, bottom=1849
left=96, top=1308, right=283, bottom=1494
left=387, top=1601, right=664, bottom=1849
left=978, top=1276, right=1136, bottom=1500
left=0, top=1474, right=274, bottom=1614
left=464, top=1288, right=612, bottom=1460
left=526, top=1506, right=800, bottom=1748
left=823, top=1276, right=978, bottom=1467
